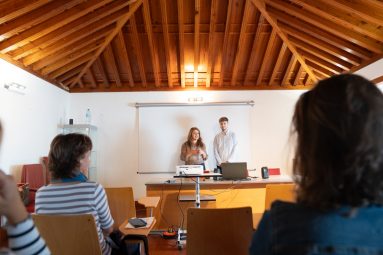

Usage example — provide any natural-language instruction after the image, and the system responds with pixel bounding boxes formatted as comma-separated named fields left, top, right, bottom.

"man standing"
left=214, top=117, right=238, bottom=170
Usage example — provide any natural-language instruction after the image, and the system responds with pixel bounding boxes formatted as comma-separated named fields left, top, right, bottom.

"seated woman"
left=180, top=127, right=208, bottom=170
left=35, top=133, right=114, bottom=255
left=250, top=74, right=383, bottom=254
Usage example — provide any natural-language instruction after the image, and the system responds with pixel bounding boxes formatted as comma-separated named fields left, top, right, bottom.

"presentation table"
left=145, top=175, right=293, bottom=230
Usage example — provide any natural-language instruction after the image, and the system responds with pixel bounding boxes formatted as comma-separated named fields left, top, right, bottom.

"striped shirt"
left=6, top=217, right=50, bottom=255
left=35, top=182, right=114, bottom=255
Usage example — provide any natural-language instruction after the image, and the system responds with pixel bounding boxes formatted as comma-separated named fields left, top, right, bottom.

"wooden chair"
left=32, top=214, right=102, bottom=255
left=187, top=207, right=253, bottom=255
left=20, top=164, right=45, bottom=212
left=105, top=187, right=159, bottom=255
left=252, top=183, right=296, bottom=229
left=264, top=183, right=296, bottom=210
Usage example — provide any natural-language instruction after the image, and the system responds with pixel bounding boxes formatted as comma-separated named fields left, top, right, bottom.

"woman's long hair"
left=292, top=74, right=383, bottom=211
left=187, top=127, right=205, bottom=148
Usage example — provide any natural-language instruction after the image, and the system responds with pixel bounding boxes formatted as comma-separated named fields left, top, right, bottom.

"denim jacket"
left=249, top=201, right=383, bottom=255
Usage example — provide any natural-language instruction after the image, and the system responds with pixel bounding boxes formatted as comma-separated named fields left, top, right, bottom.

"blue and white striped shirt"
left=35, top=182, right=114, bottom=255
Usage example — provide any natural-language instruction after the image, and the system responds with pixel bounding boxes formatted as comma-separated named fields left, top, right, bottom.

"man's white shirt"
left=213, top=130, right=238, bottom=165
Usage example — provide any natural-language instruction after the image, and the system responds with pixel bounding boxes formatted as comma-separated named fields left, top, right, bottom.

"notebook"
left=221, top=162, right=249, bottom=180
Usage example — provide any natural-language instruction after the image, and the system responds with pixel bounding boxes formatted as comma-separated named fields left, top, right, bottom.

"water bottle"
left=85, top=108, right=92, bottom=124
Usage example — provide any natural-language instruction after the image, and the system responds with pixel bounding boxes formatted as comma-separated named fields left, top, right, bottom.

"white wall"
left=69, top=90, right=304, bottom=198
left=0, top=59, right=69, bottom=180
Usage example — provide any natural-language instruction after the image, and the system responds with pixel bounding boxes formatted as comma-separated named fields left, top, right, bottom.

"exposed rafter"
left=251, top=0, right=318, bottom=83
left=69, top=0, right=142, bottom=88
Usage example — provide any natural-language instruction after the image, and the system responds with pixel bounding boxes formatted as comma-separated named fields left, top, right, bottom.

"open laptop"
left=221, top=162, right=249, bottom=180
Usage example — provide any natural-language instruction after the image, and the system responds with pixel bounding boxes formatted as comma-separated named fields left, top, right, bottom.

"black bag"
left=109, top=230, right=140, bottom=255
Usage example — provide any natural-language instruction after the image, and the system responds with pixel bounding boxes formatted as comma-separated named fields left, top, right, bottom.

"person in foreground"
left=0, top=123, right=50, bottom=254
left=35, top=133, right=114, bottom=255
left=250, top=74, right=383, bottom=255
left=180, top=127, right=208, bottom=169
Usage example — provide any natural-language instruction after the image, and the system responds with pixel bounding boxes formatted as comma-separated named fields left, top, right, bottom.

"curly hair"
left=292, top=74, right=383, bottom=211
left=186, top=127, right=205, bottom=148
left=48, top=133, right=92, bottom=179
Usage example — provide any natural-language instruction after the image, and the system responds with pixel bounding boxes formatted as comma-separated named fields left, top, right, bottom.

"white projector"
left=176, top=165, right=204, bottom=175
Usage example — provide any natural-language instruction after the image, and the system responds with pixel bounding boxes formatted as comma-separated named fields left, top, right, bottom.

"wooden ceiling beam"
left=0, top=0, right=51, bottom=24
left=94, top=58, right=110, bottom=88
left=269, top=43, right=287, bottom=85
left=32, top=36, right=106, bottom=71
left=244, top=15, right=265, bottom=85
left=56, top=65, right=84, bottom=84
left=291, top=0, right=383, bottom=42
left=160, top=0, right=173, bottom=88
left=178, top=0, right=185, bottom=88
left=142, top=0, right=161, bottom=87
left=306, top=60, right=333, bottom=78
left=231, top=0, right=252, bottom=87
left=269, top=7, right=370, bottom=60
left=279, top=21, right=361, bottom=66
left=50, top=52, right=95, bottom=79
left=372, top=75, right=383, bottom=85
left=256, top=29, right=277, bottom=85
left=266, top=0, right=383, bottom=54
left=298, top=49, right=343, bottom=74
left=206, top=0, right=217, bottom=88
left=0, top=0, right=114, bottom=54
left=0, top=0, right=82, bottom=41
left=194, top=0, right=200, bottom=88
left=78, top=77, right=84, bottom=89
left=290, top=36, right=352, bottom=70
left=69, top=0, right=142, bottom=88
left=251, top=0, right=318, bottom=83
left=322, top=0, right=383, bottom=27
left=104, top=44, right=122, bottom=87
left=11, top=0, right=132, bottom=60
left=293, top=65, right=303, bottom=86
left=129, top=15, right=147, bottom=87
left=86, top=68, right=98, bottom=88
left=281, top=54, right=296, bottom=86
left=115, top=31, right=134, bottom=87
left=41, top=43, right=100, bottom=75
left=218, top=0, right=233, bottom=87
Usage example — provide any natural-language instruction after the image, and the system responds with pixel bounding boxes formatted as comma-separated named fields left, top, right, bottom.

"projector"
left=176, top=165, right=204, bottom=175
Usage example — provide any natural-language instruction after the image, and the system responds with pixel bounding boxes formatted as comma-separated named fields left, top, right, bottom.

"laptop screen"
left=221, top=162, right=248, bottom=180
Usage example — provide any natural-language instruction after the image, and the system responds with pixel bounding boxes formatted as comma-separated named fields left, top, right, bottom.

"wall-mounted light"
left=4, top=82, right=26, bottom=95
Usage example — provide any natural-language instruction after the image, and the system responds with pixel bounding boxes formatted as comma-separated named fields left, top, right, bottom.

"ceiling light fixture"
left=4, top=82, right=26, bottom=95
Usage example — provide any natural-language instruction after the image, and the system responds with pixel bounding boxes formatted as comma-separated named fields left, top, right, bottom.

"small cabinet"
left=62, top=124, right=98, bottom=181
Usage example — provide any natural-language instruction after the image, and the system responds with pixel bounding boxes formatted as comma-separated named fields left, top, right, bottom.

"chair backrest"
left=21, top=164, right=45, bottom=190
left=187, top=207, right=253, bottom=255
left=265, top=183, right=296, bottom=210
left=268, top=168, right=281, bottom=175
left=32, top=214, right=102, bottom=255
left=105, top=187, right=136, bottom=229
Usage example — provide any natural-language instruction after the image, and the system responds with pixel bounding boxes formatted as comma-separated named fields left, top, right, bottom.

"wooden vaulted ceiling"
left=0, top=0, right=382, bottom=92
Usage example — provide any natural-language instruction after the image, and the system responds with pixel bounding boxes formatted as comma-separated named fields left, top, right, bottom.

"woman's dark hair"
left=292, top=74, right=383, bottom=211
left=187, top=127, right=205, bottom=148
left=48, top=133, right=92, bottom=179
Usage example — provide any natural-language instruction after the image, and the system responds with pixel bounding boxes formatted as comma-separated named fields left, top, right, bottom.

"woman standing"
left=180, top=127, right=208, bottom=170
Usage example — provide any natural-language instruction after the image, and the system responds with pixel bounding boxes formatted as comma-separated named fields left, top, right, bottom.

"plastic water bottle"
left=85, top=108, right=92, bottom=124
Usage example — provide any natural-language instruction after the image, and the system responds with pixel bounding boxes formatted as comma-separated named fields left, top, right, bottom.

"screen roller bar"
left=135, top=101, right=254, bottom=108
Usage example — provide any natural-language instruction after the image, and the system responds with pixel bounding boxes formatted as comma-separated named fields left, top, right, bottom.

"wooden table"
left=146, top=175, right=292, bottom=229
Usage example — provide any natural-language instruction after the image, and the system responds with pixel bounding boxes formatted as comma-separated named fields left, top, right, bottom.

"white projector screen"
left=138, top=105, right=254, bottom=173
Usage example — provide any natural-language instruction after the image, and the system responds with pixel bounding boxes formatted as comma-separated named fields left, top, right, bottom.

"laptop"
left=221, top=162, right=249, bottom=180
